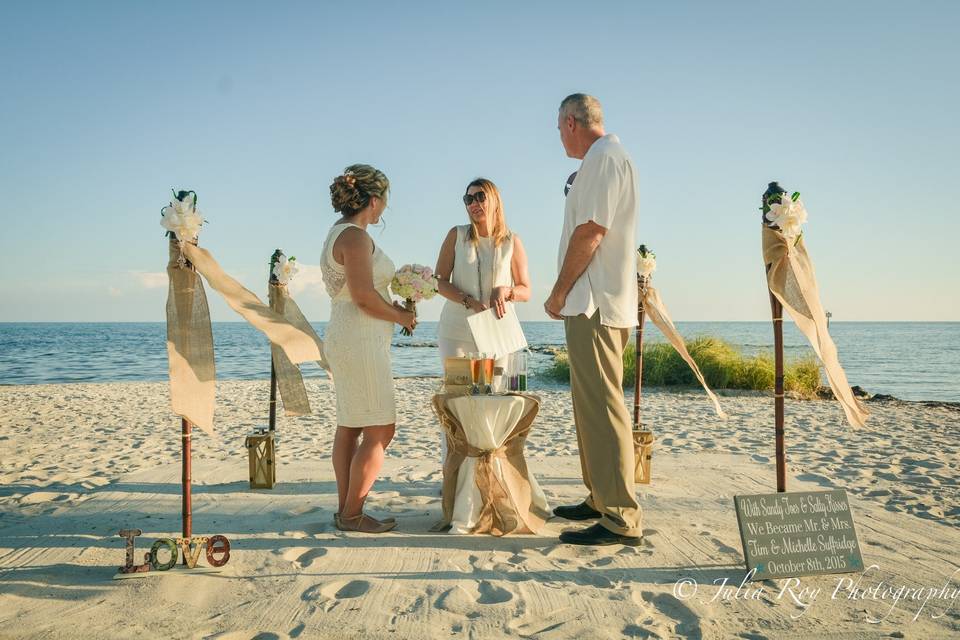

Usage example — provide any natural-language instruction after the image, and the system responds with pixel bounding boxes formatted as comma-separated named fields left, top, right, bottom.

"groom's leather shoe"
left=552, top=502, right=602, bottom=521
left=559, top=523, right=644, bottom=547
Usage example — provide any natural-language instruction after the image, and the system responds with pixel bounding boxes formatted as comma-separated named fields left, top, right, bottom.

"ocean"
left=0, top=322, right=957, bottom=402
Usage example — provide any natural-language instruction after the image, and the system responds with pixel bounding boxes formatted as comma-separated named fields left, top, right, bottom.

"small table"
left=432, top=393, right=550, bottom=535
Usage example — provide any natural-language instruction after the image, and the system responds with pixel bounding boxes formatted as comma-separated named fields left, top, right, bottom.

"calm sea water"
left=1, top=322, right=958, bottom=402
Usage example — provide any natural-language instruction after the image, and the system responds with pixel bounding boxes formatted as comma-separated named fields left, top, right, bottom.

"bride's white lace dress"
left=320, top=223, right=397, bottom=427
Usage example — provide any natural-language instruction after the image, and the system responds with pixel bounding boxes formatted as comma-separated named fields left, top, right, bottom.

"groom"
left=544, top=93, right=642, bottom=546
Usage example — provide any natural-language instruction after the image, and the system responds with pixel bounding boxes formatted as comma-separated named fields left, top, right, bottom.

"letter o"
left=150, top=538, right=178, bottom=571
left=205, top=535, right=231, bottom=567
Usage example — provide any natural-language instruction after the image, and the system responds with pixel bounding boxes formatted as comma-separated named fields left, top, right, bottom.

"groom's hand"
left=544, top=290, right=565, bottom=320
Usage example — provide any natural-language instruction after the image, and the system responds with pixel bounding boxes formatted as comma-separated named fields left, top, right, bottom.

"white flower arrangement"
left=160, top=190, right=204, bottom=243
left=390, top=264, right=438, bottom=303
left=636, top=245, right=657, bottom=278
left=272, top=254, right=298, bottom=285
left=390, top=264, right=438, bottom=336
left=765, top=192, right=808, bottom=244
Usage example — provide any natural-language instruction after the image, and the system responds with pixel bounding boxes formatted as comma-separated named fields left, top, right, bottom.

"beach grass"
left=540, top=336, right=822, bottom=398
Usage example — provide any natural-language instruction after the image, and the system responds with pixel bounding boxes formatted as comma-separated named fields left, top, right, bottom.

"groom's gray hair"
left=559, top=93, right=604, bottom=128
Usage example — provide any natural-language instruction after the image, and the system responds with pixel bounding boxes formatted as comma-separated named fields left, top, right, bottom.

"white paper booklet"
left=466, top=303, right=528, bottom=357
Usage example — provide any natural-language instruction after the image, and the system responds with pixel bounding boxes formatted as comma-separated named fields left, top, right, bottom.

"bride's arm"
left=435, top=227, right=486, bottom=312
left=338, top=227, right=414, bottom=329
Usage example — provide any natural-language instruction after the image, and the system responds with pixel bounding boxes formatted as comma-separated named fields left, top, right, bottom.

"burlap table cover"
left=431, top=393, right=549, bottom=536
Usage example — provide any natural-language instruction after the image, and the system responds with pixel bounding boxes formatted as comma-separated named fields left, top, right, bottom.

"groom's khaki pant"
left=564, top=311, right=642, bottom=537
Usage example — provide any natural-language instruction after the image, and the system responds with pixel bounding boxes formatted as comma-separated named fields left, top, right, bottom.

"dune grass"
left=540, top=336, right=822, bottom=398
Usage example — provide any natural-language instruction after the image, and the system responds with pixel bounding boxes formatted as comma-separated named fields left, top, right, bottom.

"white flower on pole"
left=636, top=247, right=657, bottom=278
left=160, top=193, right=204, bottom=242
left=272, top=255, right=298, bottom=285
left=765, top=193, right=808, bottom=244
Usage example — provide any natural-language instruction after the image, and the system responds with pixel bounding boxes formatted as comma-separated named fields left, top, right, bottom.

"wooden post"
left=633, top=274, right=648, bottom=429
left=268, top=249, right=282, bottom=432
left=762, top=182, right=787, bottom=493
left=181, top=417, right=192, bottom=558
left=770, top=288, right=786, bottom=492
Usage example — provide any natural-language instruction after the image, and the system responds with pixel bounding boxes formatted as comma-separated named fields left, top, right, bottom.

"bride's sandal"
left=335, top=512, right=395, bottom=529
left=337, top=513, right=397, bottom=533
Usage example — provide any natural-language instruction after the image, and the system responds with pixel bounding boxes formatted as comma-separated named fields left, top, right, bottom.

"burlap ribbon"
left=762, top=226, right=868, bottom=427
left=165, top=239, right=327, bottom=434
left=641, top=284, right=728, bottom=419
left=430, top=394, right=546, bottom=536
left=268, top=283, right=328, bottom=416
left=166, top=241, right=216, bottom=435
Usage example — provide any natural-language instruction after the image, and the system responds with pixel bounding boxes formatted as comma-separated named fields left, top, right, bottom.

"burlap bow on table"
left=166, top=239, right=327, bottom=435
left=762, top=226, right=868, bottom=427
left=430, top=394, right=546, bottom=536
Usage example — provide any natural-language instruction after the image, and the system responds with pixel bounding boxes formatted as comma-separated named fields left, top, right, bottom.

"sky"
left=1, top=1, right=957, bottom=322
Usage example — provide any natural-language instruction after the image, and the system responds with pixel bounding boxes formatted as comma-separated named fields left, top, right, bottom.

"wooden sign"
left=734, top=489, right=864, bottom=581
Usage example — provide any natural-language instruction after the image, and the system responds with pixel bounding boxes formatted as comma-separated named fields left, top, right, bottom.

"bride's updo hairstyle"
left=330, top=164, right=390, bottom=217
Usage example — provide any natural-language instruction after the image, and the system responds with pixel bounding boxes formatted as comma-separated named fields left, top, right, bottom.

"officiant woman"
left=434, top=177, right=531, bottom=363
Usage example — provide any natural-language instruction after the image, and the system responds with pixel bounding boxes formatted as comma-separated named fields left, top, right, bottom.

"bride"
left=320, top=164, right=416, bottom=533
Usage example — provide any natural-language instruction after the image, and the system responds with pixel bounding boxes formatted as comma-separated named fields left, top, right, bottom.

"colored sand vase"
left=517, top=352, right=528, bottom=391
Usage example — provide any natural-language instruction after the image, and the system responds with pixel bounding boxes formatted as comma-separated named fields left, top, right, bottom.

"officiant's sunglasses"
left=462, top=191, right=487, bottom=206
left=564, top=171, right=577, bottom=196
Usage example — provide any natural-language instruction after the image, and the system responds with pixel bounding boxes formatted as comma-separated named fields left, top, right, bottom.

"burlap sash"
left=180, top=242, right=323, bottom=365
left=268, top=284, right=328, bottom=416
left=166, top=239, right=327, bottom=434
left=430, top=394, right=546, bottom=536
left=166, top=241, right=216, bottom=435
left=641, top=285, right=728, bottom=419
left=762, top=226, right=868, bottom=427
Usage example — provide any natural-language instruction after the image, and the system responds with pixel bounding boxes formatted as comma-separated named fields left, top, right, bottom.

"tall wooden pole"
left=268, top=249, right=282, bottom=432
left=762, top=182, right=787, bottom=493
left=181, top=417, right=192, bottom=554
left=633, top=274, right=648, bottom=430
left=770, top=288, right=786, bottom=492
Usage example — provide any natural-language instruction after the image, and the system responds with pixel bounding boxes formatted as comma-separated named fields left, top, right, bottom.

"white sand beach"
left=1, top=379, right=959, bottom=639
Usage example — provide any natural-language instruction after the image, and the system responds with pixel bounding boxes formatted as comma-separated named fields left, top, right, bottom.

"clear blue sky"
left=1, top=1, right=957, bottom=322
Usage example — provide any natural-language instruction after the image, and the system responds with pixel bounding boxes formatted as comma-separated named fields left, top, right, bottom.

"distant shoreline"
left=2, top=377, right=957, bottom=409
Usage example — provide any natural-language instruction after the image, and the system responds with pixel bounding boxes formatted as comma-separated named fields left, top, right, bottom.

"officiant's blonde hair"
left=464, top=178, right=510, bottom=247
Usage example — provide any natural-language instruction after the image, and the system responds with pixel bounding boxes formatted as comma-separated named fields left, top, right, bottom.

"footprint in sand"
left=638, top=591, right=703, bottom=639
left=288, top=505, right=322, bottom=517
left=301, top=580, right=371, bottom=602
left=282, top=547, right=327, bottom=569
left=477, top=581, right=514, bottom=605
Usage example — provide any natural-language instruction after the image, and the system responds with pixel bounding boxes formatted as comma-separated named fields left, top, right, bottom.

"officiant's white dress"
left=321, top=223, right=397, bottom=427
left=437, top=225, right=514, bottom=360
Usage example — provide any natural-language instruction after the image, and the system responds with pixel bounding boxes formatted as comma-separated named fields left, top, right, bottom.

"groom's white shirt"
left=557, top=134, right=639, bottom=328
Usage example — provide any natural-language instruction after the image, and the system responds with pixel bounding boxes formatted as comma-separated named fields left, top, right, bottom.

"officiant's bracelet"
left=461, top=293, right=472, bottom=308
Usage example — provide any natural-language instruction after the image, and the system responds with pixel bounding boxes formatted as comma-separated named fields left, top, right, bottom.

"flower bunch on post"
left=764, top=191, right=807, bottom=245
left=271, top=254, right=298, bottom=286
left=160, top=190, right=204, bottom=244
left=636, top=245, right=657, bottom=279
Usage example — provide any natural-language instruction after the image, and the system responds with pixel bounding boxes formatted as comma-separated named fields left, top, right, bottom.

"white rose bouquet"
left=160, top=190, right=204, bottom=243
left=764, top=191, right=808, bottom=245
left=390, top=264, right=439, bottom=336
left=637, top=244, right=657, bottom=279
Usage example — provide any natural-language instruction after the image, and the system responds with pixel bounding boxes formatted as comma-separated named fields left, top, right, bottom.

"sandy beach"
left=1, top=378, right=959, bottom=639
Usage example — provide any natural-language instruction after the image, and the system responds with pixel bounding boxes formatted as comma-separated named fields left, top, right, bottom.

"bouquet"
left=390, top=264, right=439, bottom=336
